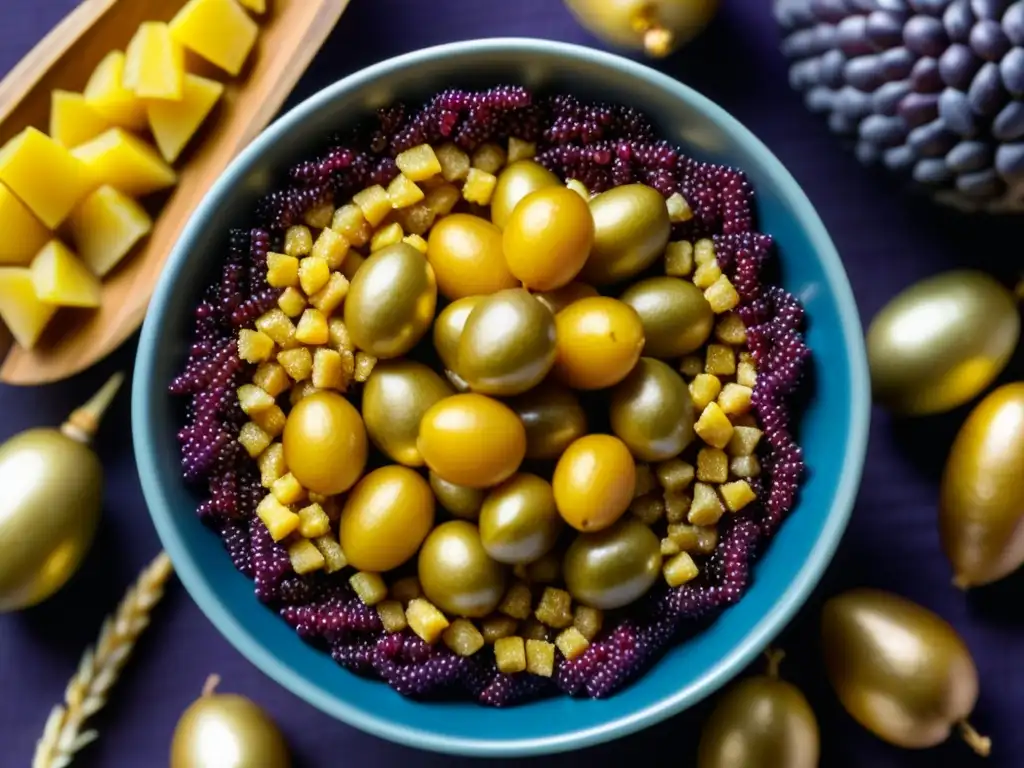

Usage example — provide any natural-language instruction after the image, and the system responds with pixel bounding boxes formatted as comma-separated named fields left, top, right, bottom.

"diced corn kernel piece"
left=705, top=274, right=740, bottom=313
left=494, top=636, right=527, bottom=674
left=690, top=373, right=722, bottom=410
left=555, top=627, right=590, bottom=660
left=295, top=308, right=329, bottom=345
left=566, top=178, right=589, bottom=199
left=258, top=443, right=287, bottom=487
left=443, top=618, right=485, bottom=656
left=697, top=447, right=729, bottom=483
left=719, top=383, right=753, bottom=416
left=353, top=185, right=392, bottom=227
left=238, top=421, right=272, bottom=458
left=481, top=614, right=518, bottom=643
left=695, top=526, right=719, bottom=554
left=395, top=144, right=443, bottom=182
left=331, top=204, right=372, bottom=247
left=252, top=404, right=286, bottom=438
left=423, top=183, right=461, bottom=216
left=664, top=491, right=693, bottom=523
left=520, top=618, right=550, bottom=641
left=370, top=221, right=404, bottom=252
left=633, top=462, right=657, bottom=497
left=313, top=535, right=348, bottom=573
left=695, top=402, right=735, bottom=450
left=312, top=226, right=350, bottom=271
left=688, top=482, right=725, bottom=526
left=284, top=225, right=312, bottom=257
left=525, top=552, right=561, bottom=583
left=693, top=260, right=722, bottom=290
left=507, top=137, right=537, bottom=162
left=278, top=347, right=313, bottom=382
left=303, top=201, right=335, bottom=230
left=715, top=313, right=747, bottom=345
left=665, top=192, right=693, bottom=223
left=721, top=480, right=757, bottom=512
left=573, top=606, right=604, bottom=641
left=376, top=600, right=408, bottom=633
left=535, top=587, right=573, bottom=629
left=655, top=458, right=695, bottom=493
left=406, top=598, right=450, bottom=644
left=403, top=233, right=428, bottom=253
left=664, top=551, right=700, bottom=587
left=390, top=576, right=422, bottom=604
left=289, top=381, right=320, bottom=406
left=462, top=168, right=498, bottom=205
left=311, top=348, right=345, bottom=390
left=354, top=352, right=377, bottom=382
left=737, top=360, right=757, bottom=389
left=328, top=318, right=355, bottom=353
left=392, top=202, right=435, bottom=235
left=661, top=536, right=681, bottom=556
left=471, top=142, right=507, bottom=175
left=271, top=472, right=305, bottom=505
left=266, top=252, right=299, bottom=287
left=630, top=495, right=664, bottom=525
left=277, top=287, right=307, bottom=318
left=526, top=639, right=556, bottom=677
left=238, top=329, right=274, bottom=363
left=298, top=255, right=330, bottom=296
left=237, top=383, right=275, bottom=415
left=679, top=354, right=703, bottom=378
left=387, top=173, right=425, bottom=209
left=499, top=581, right=533, bottom=620
left=435, top=142, right=471, bottom=182
left=256, top=494, right=300, bottom=541
left=667, top=522, right=700, bottom=551
left=287, top=538, right=326, bottom=574
left=256, top=309, right=296, bottom=348
left=706, top=344, right=736, bottom=376
left=730, top=455, right=762, bottom=479
left=665, top=240, right=694, bottom=277
left=694, top=238, right=716, bottom=265
left=350, top=571, right=388, bottom=606
left=297, top=502, right=331, bottom=538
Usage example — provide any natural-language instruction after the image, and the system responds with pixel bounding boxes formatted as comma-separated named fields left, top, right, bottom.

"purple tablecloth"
left=2, top=1, right=1023, bottom=766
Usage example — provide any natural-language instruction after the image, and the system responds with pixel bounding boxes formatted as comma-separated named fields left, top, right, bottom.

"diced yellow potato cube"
left=402, top=233, right=428, bottom=254
left=423, top=183, right=461, bottom=217
left=696, top=526, right=719, bottom=554
left=72, top=129, right=176, bottom=198
left=253, top=404, right=285, bottom=438
left=287, top=538, right=325, bottom=575
left=352, top=185, right=392, bottom=226
left=435, top=143, right=471, bottom=182
left=327, top=318, right=354, bottom=353
left=354, top=351, right=376, bottom=382
left=507, top=137, right=536, bottom=163
left=697, top=447, right=729, bottom=483
left=252, top=362, right=289, bottom=398
left=67, top=186, right=151, bottom=278
left=443, top=618, right=485, bottom=656
left=124, top=22, right=184, bottom=101
left=350, top=571, right=388, bottom=606
left=309, top=348, right=344, bottom=390
left=277, top=347, right=313, bottom=381
left=737, top=360, right=757, bottom=389
left=369, top=222, right=403, bottom=253
left=331, top=204, right=371, bottom=246
left=0, top=128, right=94, bottom=228
left=83, top=51, right=147, bottom=130
left=147, top=74, right=224, bottom=163
left=406, top=598, right=450, bottom=644
left=304, top=202, right=335, bottom=230
left=566, top=178, right=589, bottom=200
left=312, top=535, right=348, bottom=573
left=297, top=255, right=329, bottom=296
left=0, top=268, right=56, bottom=349
left=655, top=458, right=694, bottom=493
left=271, top=472, right=305, bottom=505
left=390, top=576, right=422, bottom=604
left=667, top=522, right=700, bottom=551
left=688, top=482, right=724, bottom=526
left=297, top=502, right=331, bottom=538
left=237, top=0, right=266, bottom=12
left=471, top=142, right=506, bottom=175
left=730, top=454, right=762, bottom=479
left=377, top=600, right=408, bottom=633
left=237, top=328, right=274, bottom=362
left=705, top=274, right=740, bottom=314
left=664, top=551, right=700, bottom=587
left=462, top=168, right=497, bottom=205
left=258, top=442, right=286, bottom=487
left=295, top=308, right=328, bottom=345
left=525, top=551, right=561, bottom=584
left=277, top=287, right=306, bottom=318
left=555, top=627, right=590, bottom=660
left=237, top=383, right=275, bottom=415
left=634, top=462, right=657, bottom=497
left=695, top=402, right=734, bottom=449
left=694, top=238, right=716, bottom=265
left=719, top=383, right=753, bottom=415
left=705, top=344, right=736, bottom=376
left=665, top=240, right=694, bottom=277
left=630, top=495, right=664, bottom=525
left=256, top=494, right=299, bottom=541
left=386, top=173, right=425, bottom=209
left=284, top=225, right=312, bottom=257
left=49, top=90, right=111, bottom=149
left=395, top=145, right=443, bottom=182
left=311, top=227, right=349, bottom=271
left=29, top=240, right=101, bottom=308
left=266, top=252, right=298, bottom=288
left=679, top=354, right=703, bottom=378
left=480, top=614, right=518, bottom=643
left=721, top=479, right=757, bottom=513
left=573, top=606, right=603, bottom=641
left=692, top=260, right=722, bottom=290
left=661, top=536, right=681, bottom=556
left=664, top=491, right=692, bottom=523
left=689, top=373, right=722, bottom=410
left=535, top=587, right=573, bottom=629
left=255, top=308, right=296, bottom=347
left=498, top=581, right=533, bottom=620
left=170, top=0, right=259, bottom=76
left=238, top=421, right=272, bottom=458
left=715, top=312, right=747, bottom=345
left=0, top=185, right=49, bottom=267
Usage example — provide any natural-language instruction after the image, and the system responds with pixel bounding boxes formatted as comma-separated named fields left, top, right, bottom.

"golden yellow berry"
left=737, top=360, right=757, bottom=389
left=679, top=354, right=703, bottom=378
left=271, top=472, right=306, bottom=505
left=655, top=459, right=695, bottom=493
left=634, top=462, right=657, bottom=497
left=354, top=351, right=376, bottom=382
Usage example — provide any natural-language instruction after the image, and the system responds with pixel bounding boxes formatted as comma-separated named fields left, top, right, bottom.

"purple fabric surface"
left=1, top=1, right=1023, bottom=766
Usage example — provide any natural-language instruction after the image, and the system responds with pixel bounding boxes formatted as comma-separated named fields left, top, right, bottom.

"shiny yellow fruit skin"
left=170, top=692, right=290, bottom=768
left=867, top=270, right=1019, bottom=415
left=0, top=429, right=101, bottom=612
left=619, top=276, right=715, bottom=357
left=426, top=213, right=518, bottom=300
left=502, top=186, right=594, bottom=291
left=282, top=392, right=367, bottom=496
left=362, top=360, right=454, bottom=466
left=610, top=357, right=695, bottom=461
left=417, top=393, right=527, bottom=488
left=429, top=471, right=485, bottom=520
left=562, top=517, right=661, bottom=609
left=939, top=382, right=1024, bottom=588
left=339, top=465, right=435, bottom=572
left=418, top=520, right=509, bottom=617
left=479, top=473, right=563, bottom=564
left=433, top=295, right=483, bottom=372
left=490, top=160, right=560, bottom=229
left=533, top=281, right=599, bottom=316
left=507, top=381, right=588, bottom=460
left=553, top=296, right=645, bottom=390
left=821, top=588, right=982, bottom=751
left=564, top=0, right=719, bottom=57
left=581, top=184, right=671, bottom=285
left=553, top=434, right=637, bottom=531
left=343, top=242, right=438, bottom=359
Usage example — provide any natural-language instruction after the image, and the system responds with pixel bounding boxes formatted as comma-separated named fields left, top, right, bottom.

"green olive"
left=940, top=382, right=1024, bottom=588
left=563, top=517, right=662, bottom=609
left=479, top=473, right=563, bottom=564
left=429, top=471, right=486, bottom=520
left=619, top=276, right=714, bottom=357
left=343, top=242, right=438, bottom=358
left=425, top=213, right=518, bottom=300
left=418, top=520, right=509, bottom=617
left=507, top=381, right=588, bottom=460
left=361, top=360, right=454, bottom=466
left=490, top=159, right=561, bottom=229
left=867, top=270, right=1020, bottom=415
left=457, top=288, right=557, bottom=396
left=581, top=184, right=671, bottom=285
left=433, top=296, right=483, bottom=372
left=609, top=357, right=695, bottom=461
left=503, top=186, right=594, bottom=291
left=564, top=0, right=719, bottom=58
left=822, top=588, right=990, bottom=755
left=283, top=391, right=368, bottom=496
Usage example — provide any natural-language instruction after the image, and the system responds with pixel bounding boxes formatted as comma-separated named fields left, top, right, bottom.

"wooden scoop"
left=0, top=0, right=351, bottom=385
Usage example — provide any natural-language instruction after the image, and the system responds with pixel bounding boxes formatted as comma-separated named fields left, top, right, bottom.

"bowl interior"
left=133, top=39, right=869, bottom=758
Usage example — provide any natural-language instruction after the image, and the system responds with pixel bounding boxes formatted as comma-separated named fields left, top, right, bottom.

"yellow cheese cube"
left=123, top=22, right=184, bottom=100
left=68, top=186, right=152, bottom=278
left=169, top=0, right=259, bottom=76
left=30, top=241, right=101, bottom=308
left=49, top=90, right=111, bottom=149
left=147, top=74, right=224, bottom=163
left=0, top=128, right=94, bottom=228
left=72, top=129, right=176, bottom=198
left=83, top=51, right=147, bottom=130
left=0, top=268, right=56, bottom=349
left=0, top=184, right=49, bottom=266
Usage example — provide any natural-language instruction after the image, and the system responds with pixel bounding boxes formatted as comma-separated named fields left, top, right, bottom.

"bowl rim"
left=133, top=36, right=870, bottom=758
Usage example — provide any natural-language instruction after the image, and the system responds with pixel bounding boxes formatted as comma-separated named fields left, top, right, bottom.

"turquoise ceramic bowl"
left=133, top=38, right=869, bottom=758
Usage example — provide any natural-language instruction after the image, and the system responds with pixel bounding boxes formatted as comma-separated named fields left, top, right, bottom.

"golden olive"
left=417, top=393, right=527, bottom=488
left=418, top=520, right=509, bottom=617
left=457, top=288, right=557, bottom=396
left=490, top=159, right=561, bottom=229
left=619, top=276, right=715, bottom=357
left=507, top=381, right=589, bottom=460
left=562, top=517, right=661, bottom=609
left=429, top=471, right=486, bottom=520
left=479, top=473, right=564, bottom=564
left=282, top=392, right=367, bottom=496
left=553, top=296, right=645, bottom=390
left=502, top=186, right=594, bottom=291
left=939, top=382, right=1024, bottom=588
left=339, top=465, right=435, bottom=572
left=581, top=184, right=671, bottom=285
left=343, top=242, right=437, bottom=358
left=564, top=0, right=719, bottom=58
left=822, top=588, right=990, bottom=756
left=534, top=281, right=600, bottom=315
left=433, top=296, right=483, bottom=372
left=610, top=357, right=695, bottom=461
left=553, top=434, right=637, bottom=531
left=867, top=270, right=1020, bottom=415
left=426, top=213, right=519, bottom=300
